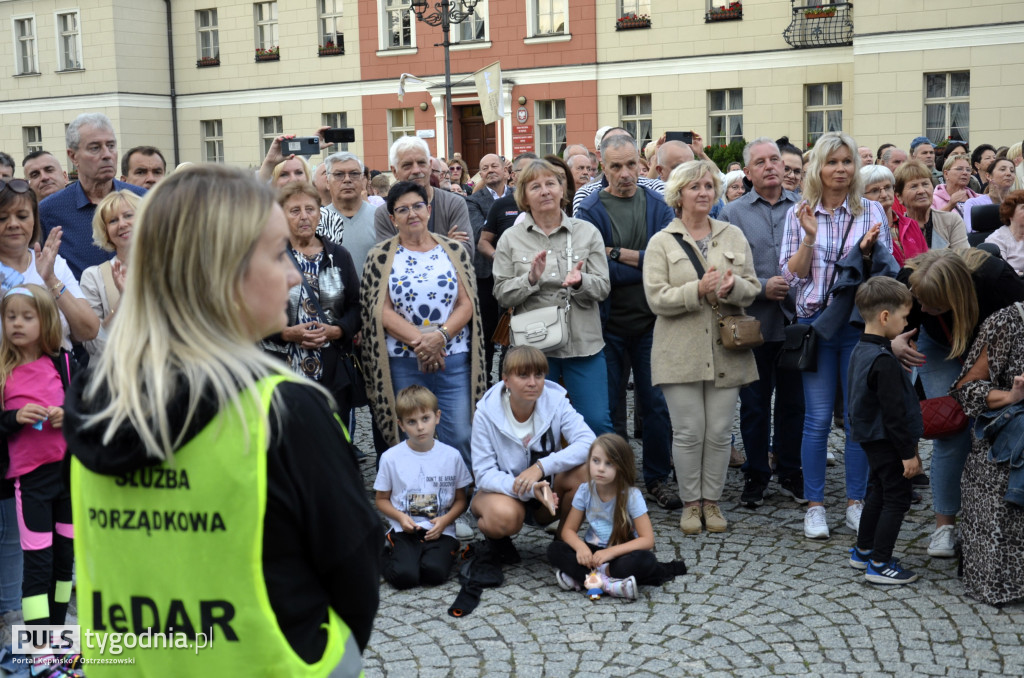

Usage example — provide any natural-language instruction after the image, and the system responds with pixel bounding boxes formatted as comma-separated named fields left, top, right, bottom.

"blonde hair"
left=803, top=132, right=865, bottom=217
left=905, top=249, right=978, bottom=359
left=664, top=159, right=722, bottom=211
left=0, top=285, right=62, bottom=403
left=271, top=155, right=311, bottom=185
left=81, top=165, right=300, bottom=460
left=941, top=152, right=971, bottom=172
left=502, top=345, right=548, bottom=378
left=513, top=159, right=562, bottom=213
left=395, top=384, right=439, bottom=420
left=91, top=190, right=141, bottom=252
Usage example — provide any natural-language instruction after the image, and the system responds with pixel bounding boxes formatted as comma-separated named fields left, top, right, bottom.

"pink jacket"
left=932, top=183, right=980, bottom=216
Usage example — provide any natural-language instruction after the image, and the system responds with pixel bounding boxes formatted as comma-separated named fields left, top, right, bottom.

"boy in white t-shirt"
left=374, top=385, right=472, bottom=589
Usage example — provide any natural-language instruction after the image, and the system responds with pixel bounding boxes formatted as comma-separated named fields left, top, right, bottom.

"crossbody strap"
left=821, top=210, right=856, bottom=312
left=671, top=232, right=705, bottom=278
left=287, top=248, right=329, bottom=322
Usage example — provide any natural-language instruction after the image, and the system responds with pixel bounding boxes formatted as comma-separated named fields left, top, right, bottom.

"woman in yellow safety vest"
left=64, top=165, right=379, bottom=677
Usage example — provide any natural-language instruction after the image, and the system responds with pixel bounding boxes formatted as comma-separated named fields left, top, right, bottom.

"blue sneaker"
left=865, top=559, right=919, bottom=585
left=848, top=547, right=871, bottom=570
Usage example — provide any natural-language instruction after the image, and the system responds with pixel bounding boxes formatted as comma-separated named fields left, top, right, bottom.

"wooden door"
left=458, top=104, right=496, bottom=172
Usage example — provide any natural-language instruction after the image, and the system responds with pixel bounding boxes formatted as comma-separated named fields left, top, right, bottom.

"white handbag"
left=509, top=230, right=572, bottom=352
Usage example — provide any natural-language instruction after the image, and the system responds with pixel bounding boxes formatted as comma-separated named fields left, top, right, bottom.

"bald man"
left=655, top=141, right=696, bottom=182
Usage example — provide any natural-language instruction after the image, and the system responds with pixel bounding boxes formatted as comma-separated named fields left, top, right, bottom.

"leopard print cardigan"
left=359, top=233, right=487, bottom=447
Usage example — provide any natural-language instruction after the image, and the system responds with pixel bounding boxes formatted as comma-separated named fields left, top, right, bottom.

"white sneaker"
left=455, top=513, right=474, bottom=540
left=927, top=525, right=956, bottom=557
left=804, top=506, right=830, bottom=539
left=845, top=501, right=864, bottom=534
left=601, top=574, right=638, bottom=600
left=826, top=450, right=837, bottom=466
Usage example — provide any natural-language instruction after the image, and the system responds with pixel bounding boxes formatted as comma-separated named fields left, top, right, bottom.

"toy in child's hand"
left=32, top=420, right=44, bottom=431
left=585, top=570, right=603, bottom=600
left=533, top=480, right=558, bottom=516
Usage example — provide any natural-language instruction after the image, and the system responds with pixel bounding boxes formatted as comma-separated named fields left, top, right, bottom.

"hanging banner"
left=473, top=61, right=504, bottom=125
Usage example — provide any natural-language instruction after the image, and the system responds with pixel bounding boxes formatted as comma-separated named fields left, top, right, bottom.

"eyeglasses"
left=783, top=167, right=803, bottom=177
left=330, top=171, right=362, bottom=181
left=448, top=166, right=460, bottom=171
left=393, top=201, right=428, bottom=217
left=864, top=185, right=894, bottom=197
left=0, top=179, right=31, bottom=194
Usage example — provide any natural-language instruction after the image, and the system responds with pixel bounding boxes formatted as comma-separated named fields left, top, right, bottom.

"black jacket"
left=846, top=334, right=923, bottom=457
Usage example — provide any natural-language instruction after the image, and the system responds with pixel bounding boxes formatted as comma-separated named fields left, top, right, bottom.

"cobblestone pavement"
left=353, top=403, right=1024, bottom=678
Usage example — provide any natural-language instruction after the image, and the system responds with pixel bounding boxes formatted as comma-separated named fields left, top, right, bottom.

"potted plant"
left=615, top=13, right=651, bottom=30
left=196, top=55, right=220, bottom=68
left=804, top=6, right=837, bottom=19
left=707, top=2, right=743, bottom=22
left=318, top=40, right=343, bottom=56
left=255, top=46, right=280, bottom=62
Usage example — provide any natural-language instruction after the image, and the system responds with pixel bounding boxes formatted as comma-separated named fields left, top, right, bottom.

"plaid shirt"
left=780, top=197, right=890, bottom=319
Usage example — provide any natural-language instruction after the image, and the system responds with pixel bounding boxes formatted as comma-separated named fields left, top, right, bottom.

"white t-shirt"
left=572, top=482, right=647, bottom=548
left=4, top=252, right=86, bottom=351
left=501, top=389, right=535, bottom=445
left=374, top=440, right=472, bottom=539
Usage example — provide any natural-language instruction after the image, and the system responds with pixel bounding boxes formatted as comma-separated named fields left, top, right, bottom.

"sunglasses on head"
left=0, top=179, right=31, bottom=194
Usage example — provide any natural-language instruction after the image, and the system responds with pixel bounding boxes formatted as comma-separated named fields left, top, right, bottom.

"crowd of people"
left=0, top=110, right=1022, bottom=675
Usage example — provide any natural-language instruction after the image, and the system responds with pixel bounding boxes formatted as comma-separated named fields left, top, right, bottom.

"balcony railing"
left=783, top=2, right=853, bottom=49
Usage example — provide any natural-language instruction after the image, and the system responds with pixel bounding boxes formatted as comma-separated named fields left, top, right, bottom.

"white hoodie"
left=471, top=380, right=595, bottom=500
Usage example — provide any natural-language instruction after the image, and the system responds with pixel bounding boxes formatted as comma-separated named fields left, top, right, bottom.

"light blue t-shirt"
left=572, top=482, right=647, bottom=547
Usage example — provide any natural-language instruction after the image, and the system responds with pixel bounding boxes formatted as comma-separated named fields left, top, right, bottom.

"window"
left=323, top=113, right=349, bottom=151
left=260, top=116, right=283, bottom=158
left=253, top=2, right=278, bottom=50
left=196, top=9, right=219, bottom=60
left=202, top=120, right=224, bottom=163
left=56, top=11, right=82, bottom=70
left=23, top=127, right=43, bottom=157
left=925, top=71, right=970, bottom=144
left=619, top=95, right=653, bottom=150
left=388, top=109, right=415, bottom=145
left=536, top=100, right=567, bottom=157
left=318, top=0, right=344, bottom=51
left=383, top=0, right=413, bottom=49
left=531, top=0, right=567, bottom=36
left=13, top=17, right=38, bottom=74
left=456, top=0, right=486, bottom=42
left=708, top=89, right=743, bottom=146
left=620, top=0, right=650, bottom=16
left=805, top=83, right=842, bottom=146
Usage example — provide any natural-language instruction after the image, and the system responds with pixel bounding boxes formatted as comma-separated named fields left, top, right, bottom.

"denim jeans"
left=798, top=314, right=869, bottom=503
left=914, top=326, right=971, bottom=516
left=389, top=351, right=473, bottom=471
left=547, top=352, right=614, bottom=436
left=604, top=329, right=672, bottom=488
left=739, top=340, right=805, bottom=481
left=0, top=497, right=22, bottom=613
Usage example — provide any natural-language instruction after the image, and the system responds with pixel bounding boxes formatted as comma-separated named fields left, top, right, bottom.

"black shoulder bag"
left=776, top=214, right=855, bottom=372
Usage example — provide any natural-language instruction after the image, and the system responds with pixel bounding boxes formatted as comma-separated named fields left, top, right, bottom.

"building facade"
left=0, top=0, right=1021, bottom=175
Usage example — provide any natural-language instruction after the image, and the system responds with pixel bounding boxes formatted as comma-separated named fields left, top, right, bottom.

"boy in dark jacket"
left=846, top=277, right=923, bottom=585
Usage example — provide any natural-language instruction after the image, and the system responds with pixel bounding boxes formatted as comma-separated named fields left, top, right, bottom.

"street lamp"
left=410, top=0, right=479, bottom=160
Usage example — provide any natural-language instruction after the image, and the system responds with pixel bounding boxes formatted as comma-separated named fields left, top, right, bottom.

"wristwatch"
left=609, top=247, right=621, bottom=261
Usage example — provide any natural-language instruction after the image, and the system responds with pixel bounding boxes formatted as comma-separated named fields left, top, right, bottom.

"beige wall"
left=853, top=0, right=1024, bottom=35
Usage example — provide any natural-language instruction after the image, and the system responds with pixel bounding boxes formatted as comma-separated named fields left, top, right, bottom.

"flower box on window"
left=615, top=13, right=651, bottom=30
left=804, top=8, right=837, bottom=19
left=706, top=2, right=743, bottom=22
left=255, top=46, right=280, bottom=62
left=318, top=40, right=343, bottom=56
left=196, top=56, right=220, bottom=68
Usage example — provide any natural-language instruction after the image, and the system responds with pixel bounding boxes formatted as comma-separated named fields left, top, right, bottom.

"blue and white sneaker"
left=848, top=547, right=871, bottom=571
left=865, top=559, right=919, bottom=585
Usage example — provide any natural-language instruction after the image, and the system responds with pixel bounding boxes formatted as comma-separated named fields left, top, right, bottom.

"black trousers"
left=547, top=540, right=667, bottom=586
left=477, top=276, right=500, bottom=384
left=856, top=445, right=913, bottom=563
left=382, top=530, right=458, bottom=590
left=15, top=461, right=73, bottom=625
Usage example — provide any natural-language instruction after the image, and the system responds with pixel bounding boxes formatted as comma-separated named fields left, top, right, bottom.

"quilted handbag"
left=920, top=395, right=968, bottom=440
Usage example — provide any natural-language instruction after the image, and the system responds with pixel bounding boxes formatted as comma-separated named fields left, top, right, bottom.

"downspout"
left=164, top=0, right=180, bottom=165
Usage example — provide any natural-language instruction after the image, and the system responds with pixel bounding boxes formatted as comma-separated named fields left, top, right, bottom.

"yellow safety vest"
left=71, top=376, right=362, bottom=677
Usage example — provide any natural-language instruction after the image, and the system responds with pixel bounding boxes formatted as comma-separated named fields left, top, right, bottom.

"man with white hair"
left=562, top=144, right=589, bottom=163
left=312, top=162, right=331, bottom=206
left=40, top=112, right=146, bottom=279
left=373, top=136, right=473, bottom=256
left=654, top=141, right=695, bottom=182
left=857, top=146, right=874, bottom=167
left=567, top=154, right=593, bottom=189
left=319, top=152, right=378, bottom=268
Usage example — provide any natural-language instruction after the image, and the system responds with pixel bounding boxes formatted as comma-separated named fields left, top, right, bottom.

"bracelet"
left=438, top=325, right=451, bottom=343
left=535, top=461, right=545, bottom=477
left=50, top=281, right=63, bottom=293
left=801, top=239, right=815, bottom=249
left=52, top=283, right=66, bottom=299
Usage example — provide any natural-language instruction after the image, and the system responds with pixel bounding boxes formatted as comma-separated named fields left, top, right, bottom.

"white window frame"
left=253, top=2, right=278, bottom=51
left=12, top=15, right=39, bottom=75
left=535, top=99, right=567, bottom=157
left=318, top=0, right=344, bottom=51
left=526, top=0, right=569, bottom=39
left=379, top=0, right=416, bottom=53
left=54, top=9, right=83, bottom=71
left=805, top=83, right=842, bottom=147
left=708, top=88, right=743, bottom=146
left=452, top=0, right=488, bottom=46
left=620, top=0, right=651, bottom=16
left=259, top=116, right=283, bottom=158
left=23, top=127, right=43, bottom=157
left=202, top=120, right=224, bottom=163
left=924, top=71, right=970, bottom=145
left=195, top=9, right=219, bottom=60
left=322, top=113, right=349, bottom=151
left=388, top=109, right=415, bottom=146
left=619, top=94, right=653, bottom=150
